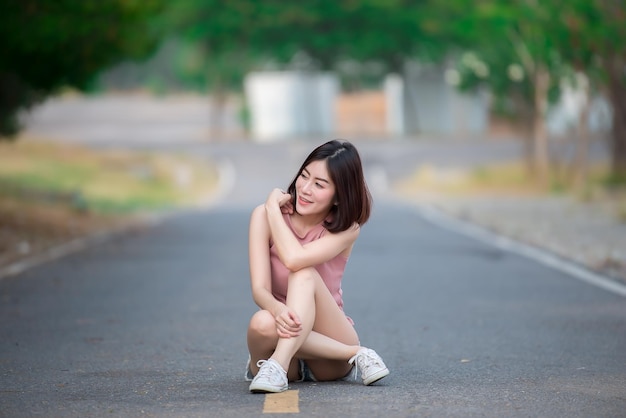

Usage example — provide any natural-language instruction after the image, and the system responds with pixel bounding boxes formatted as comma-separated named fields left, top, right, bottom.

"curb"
left=0, top=214, right=164, bottom=281
left=0, top=157, right=235, bottom=282
left=415, top=203, right=626, bottom=298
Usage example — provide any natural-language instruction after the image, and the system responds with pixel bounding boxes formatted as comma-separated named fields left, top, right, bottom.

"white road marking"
left=417, top=204, right=626, bottom=298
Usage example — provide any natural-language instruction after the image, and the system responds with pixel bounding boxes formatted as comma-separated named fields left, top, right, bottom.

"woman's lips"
left=298, top=196, right=312, bottom=205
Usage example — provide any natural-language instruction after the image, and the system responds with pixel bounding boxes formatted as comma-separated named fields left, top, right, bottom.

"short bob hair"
left=287, top=139, right=372, bottom=233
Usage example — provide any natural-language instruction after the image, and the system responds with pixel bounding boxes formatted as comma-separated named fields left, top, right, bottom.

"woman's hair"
left=287, top=139, right=372, bottom=233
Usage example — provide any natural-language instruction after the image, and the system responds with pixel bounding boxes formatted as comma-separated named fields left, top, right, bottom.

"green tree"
left=0, top=0, right=165, bottom=138
left=426, top=0, right=567, bottom=184
left=558, top=0, right=626, bottom=181
left=166, top=1, right=427, bottom=136
left=427, top=0, right=626, bottom=182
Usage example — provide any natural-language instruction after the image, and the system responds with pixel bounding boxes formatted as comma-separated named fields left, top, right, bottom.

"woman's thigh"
left=299, top=268, right=359, bottom=346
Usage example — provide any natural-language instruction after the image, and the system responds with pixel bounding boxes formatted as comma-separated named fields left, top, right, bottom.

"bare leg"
left=247, top=310, right=301, bottom=381
left=274, top=267, right=361, bottom=367
left=247, top=267, right=362, bottom=380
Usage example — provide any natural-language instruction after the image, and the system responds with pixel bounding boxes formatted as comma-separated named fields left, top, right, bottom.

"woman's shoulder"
left=250, top=204, right=268, bottom=226
left=250, top=204, right=291, bottom=227
left=321, top=222, right=360, bottom=241
left=251, top=203, right=266, bottom=216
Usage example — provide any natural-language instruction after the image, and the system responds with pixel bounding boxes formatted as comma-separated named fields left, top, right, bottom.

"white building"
left=244, top=71, right=338, bottom=142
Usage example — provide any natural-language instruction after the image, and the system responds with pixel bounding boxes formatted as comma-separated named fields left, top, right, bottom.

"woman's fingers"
left=275, top=309, right=302, bottom=337
left=276, top=321, right=301, bottom=338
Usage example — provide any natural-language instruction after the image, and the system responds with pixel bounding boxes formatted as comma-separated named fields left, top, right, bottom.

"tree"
left=428, top=0, right=626, bottom=183
left=0, top=0, right=166, bottom=138
left=559, top=0, right=626, bottom=181
left=425, top=0, right=569, bottom=184
left=166, top=0, right=427, bottom=136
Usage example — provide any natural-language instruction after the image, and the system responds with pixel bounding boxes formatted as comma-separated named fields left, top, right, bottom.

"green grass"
left=0, top=139, right=219, bottom=214
left=396, top=160, right=626, bottom=219
left=396, top=161, right=540, bottom=197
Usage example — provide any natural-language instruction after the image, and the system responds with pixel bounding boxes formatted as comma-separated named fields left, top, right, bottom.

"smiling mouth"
left=298, top=195, right=312, bottom=204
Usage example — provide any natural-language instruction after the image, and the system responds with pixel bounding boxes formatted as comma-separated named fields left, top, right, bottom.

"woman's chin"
left=296, top=202, right=316, bottom=215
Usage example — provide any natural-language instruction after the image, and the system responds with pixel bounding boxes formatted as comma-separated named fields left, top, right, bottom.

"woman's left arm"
left=265, top=188, right=359, bottom=272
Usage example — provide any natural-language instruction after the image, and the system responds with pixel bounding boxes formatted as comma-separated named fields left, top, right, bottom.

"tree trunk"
left=532, top=66, right=551, bottom=185
left=209, top=80, right=227, bottom=141
left=571, top=74, right=591, bottom=189
left=606, top=54, right=626, bottom=181
left=511, top=91, right=535, bottom=176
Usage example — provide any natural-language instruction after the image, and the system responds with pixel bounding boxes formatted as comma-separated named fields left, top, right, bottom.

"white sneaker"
left=249, top=359, right=288, bottom=393
left=244, top=356, right=254, bottom=382
left=348, top=348, right=389, bottom=385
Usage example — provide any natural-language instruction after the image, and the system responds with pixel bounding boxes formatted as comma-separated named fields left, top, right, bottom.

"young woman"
left=246, top=139, right=389, bottom=393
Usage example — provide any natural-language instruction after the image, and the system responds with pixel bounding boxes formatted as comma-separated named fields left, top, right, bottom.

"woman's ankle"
left=269, top=355, right=290, bottom=373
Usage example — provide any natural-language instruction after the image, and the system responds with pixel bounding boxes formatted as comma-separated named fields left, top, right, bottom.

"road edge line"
left=0, top=215, right=164, bottom=281
left=415, top=203, right=626, bottom=298
left=0, top=158, right=235, bottom=281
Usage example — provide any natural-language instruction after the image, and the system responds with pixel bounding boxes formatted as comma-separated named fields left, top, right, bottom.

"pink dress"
left=269, top=213, right=353, bottom=324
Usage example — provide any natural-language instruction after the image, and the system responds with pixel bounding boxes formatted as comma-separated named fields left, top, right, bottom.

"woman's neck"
left=291, top=211, right=327, bottom=234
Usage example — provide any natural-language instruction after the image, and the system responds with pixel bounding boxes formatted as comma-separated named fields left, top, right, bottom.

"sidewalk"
left=400, top=192, right=626, bottom=285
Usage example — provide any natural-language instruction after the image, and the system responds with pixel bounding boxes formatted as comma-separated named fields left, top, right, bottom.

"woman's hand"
left=266, top=188, right=293, bottom=214
left=280, top=198, right=294, bottom=215
left=274, top=306, right=303, bottom=338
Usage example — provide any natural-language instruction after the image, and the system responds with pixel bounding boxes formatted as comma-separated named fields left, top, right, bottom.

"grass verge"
left=0, top=138, right=219, bottom=268
left=395, top=160, right=626, bottom=221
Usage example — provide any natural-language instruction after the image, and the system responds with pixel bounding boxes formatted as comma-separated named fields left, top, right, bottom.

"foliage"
left=165, top=0, right=429, bottom=91
left=0, top=0, right=166, bottom=138
left=557, top=0, right=626, bottom=176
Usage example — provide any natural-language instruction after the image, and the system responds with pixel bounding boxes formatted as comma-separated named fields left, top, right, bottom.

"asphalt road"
left=1, top=140, right=625, bottom=417
left=1, top=97, right=623, bottom=417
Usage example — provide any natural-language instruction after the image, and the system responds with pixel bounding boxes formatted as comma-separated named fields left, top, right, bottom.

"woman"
left=246, top=139, right=389, bottom=393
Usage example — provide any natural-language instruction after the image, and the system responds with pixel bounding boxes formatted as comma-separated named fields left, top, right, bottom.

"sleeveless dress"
left=269, top=213, right=353, bottom=325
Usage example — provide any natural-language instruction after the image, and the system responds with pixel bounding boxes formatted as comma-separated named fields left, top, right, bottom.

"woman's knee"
left=288, top=267, right=320, bottom=286
left=248, top=310, right=276, bottom=339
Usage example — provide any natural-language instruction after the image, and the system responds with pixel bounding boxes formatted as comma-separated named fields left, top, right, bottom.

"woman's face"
left=295, top=159, right=336, bottom=216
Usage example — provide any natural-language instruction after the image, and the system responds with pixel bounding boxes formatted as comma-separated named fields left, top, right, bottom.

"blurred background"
left=1, top=0, right=625, bottom=276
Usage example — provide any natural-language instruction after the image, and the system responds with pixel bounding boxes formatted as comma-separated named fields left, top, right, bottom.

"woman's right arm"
left=248, top=204, right=286, bottom=316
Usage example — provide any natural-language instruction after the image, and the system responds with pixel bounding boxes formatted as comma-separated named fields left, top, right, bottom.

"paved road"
left=2, top=97, right=624, bottom=416
left=1, top=138, right=625, bottom=417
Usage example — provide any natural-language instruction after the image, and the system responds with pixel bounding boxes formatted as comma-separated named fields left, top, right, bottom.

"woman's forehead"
left=304, top=159, right=328, bottom=174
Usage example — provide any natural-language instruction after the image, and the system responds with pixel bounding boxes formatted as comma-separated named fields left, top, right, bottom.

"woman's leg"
left=269, top=267, right=361, bottom=379
left=248, top=267, right=388, bottom=384
left=247, top=310, right=301, bottom=381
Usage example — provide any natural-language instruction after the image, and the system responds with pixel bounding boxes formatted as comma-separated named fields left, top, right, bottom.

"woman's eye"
left=315, top=182, right=323, bottom=188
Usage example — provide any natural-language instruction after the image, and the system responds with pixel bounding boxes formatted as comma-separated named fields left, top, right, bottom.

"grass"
left=0, top=138, right=220, bottom=267
left=395, top=160, right=626, bottom=221
left=395, top=161, right=541, bottom=197
left=0, top=139, right=219, bottom=214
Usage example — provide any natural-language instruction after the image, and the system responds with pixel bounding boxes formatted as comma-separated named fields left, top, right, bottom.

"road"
left=1, top=98, right=624, bottom=417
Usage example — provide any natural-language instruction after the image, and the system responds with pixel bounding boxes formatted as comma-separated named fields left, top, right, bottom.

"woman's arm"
left=248, top=204, right=288, bottom=317
left=265, top=188, right=360, bottom=272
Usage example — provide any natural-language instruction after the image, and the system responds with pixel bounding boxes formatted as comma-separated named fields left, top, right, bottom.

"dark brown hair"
left=287, top=139, right=372, bottom=233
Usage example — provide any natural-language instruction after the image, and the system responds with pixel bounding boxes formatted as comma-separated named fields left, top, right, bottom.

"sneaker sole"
left=249, top=382, right=289, bottom=393
left=363, top=368, right=389, bottom=386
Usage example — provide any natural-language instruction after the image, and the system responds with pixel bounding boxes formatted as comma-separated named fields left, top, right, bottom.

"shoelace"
left=348, top=349, right=382, bottom=380
left=255, top=360, right=287, bottom=385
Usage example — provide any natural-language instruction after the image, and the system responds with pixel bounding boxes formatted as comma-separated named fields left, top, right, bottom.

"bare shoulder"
left=249, top=204, right=268, bottom=227
left=348, top=222, right=361, bottom=240
left=251, top=203, right=266, bottom=216
left=327, top=222, right=360, bottom=242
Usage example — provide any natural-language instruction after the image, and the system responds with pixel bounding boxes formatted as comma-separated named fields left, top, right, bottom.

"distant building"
left=244, top=65, right=491, bottom=142
left=400, top=62, right=490, bottom=137
left=244, top=72, right=338, bottom=142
